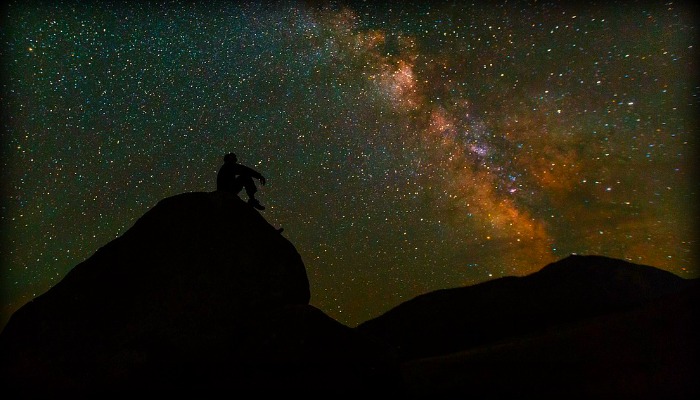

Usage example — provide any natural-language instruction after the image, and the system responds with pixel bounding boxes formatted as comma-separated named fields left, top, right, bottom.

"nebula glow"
left=1, top=1, right=697, bottom=329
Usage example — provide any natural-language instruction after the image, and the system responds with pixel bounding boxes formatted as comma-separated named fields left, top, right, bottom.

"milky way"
left=2, top=1, right=698, bottom=328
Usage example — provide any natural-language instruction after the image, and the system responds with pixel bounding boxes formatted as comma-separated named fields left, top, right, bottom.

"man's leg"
left=232, top=181, right=244, bottom=195
left=242, top=177, right=257, bottom=198
left=236, top=176, right=264, bottom=210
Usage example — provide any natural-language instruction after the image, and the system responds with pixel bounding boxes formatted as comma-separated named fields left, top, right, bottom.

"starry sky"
left=1, top=0, right=698, bottom=330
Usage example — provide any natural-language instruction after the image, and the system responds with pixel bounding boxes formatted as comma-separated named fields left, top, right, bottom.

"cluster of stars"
left=1, top=1, right=697, bottom=329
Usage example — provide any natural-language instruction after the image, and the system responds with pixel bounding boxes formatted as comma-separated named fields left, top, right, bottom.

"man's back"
left=217, top=161, right=238, bottom=192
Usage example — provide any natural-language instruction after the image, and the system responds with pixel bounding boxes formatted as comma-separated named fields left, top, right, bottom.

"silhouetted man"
left=217, top=153, right=266, bottom=210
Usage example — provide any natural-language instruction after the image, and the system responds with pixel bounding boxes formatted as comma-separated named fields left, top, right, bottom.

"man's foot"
left=248, top=198, right=265, bottom=210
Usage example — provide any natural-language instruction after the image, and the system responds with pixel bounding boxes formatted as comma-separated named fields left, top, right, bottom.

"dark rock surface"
left=0, top=191, right=400, bottom=397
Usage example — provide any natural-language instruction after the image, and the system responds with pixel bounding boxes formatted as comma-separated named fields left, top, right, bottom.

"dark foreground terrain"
left=1, top=191, right=697, bottom=398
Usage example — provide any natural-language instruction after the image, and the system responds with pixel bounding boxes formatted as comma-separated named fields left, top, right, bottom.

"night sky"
left=2, top=1, right=698, bottom=330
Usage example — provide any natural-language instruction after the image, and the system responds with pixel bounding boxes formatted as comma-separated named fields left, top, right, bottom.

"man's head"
left=224, top=153, right=237, bottom=163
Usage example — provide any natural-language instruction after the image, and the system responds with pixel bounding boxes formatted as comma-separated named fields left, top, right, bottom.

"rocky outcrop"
left=0, top=191, right=400, bottom=397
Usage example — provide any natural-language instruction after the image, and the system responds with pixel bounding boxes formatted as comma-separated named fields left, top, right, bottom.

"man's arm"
left=235, top=164, right=266, bottom=184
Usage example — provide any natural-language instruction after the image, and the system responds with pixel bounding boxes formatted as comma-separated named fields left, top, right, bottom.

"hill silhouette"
left=0, top=191, right=697, bottom=398
left=400, top=280, right=698, bottom=398
left=0, top=191, right=400, bottom=397
left=357, top=254, right=694, bottom=360
left=357, top=254, right=698, bottom=398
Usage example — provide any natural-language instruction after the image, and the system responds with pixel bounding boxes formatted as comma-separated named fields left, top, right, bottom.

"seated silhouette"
left=217, top=153, right=266, bottom=210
